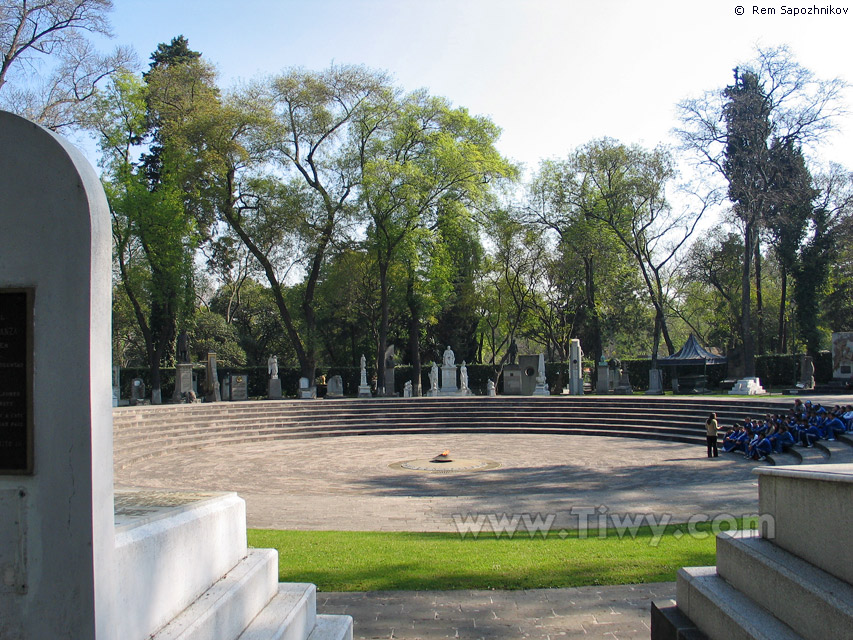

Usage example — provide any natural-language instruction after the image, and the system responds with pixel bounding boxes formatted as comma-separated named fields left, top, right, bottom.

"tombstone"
left=608, top=358, right=621, bottom=392
left=403, top=380, right=413, bottom=398
left=383, top=344, right=396, bottom=396
left=130, top=378, right=146, bottom=405
left=568, top=339, right=584, bottom=395
left=486, top=379, right=497, bottom=397
left=646, top=368, right=664, bottom=395
left=533, top=353, right=550, bottom=396
left=298, top=376, right=316, bottom=399
left=357, top=354, right=372, bottom=397
left=205, top=351, right=221, bottom=402
left=502, top=363, right=522, bottom=395
left=173, top=362, right=194, bottom=401
left=220, top=374, right=230, bottom=401
left=832, top=332, right=853, bottom=380
left=518, top=355, right=539, bottom=395
left=327, top=375, right=344, bottom=398
left=0, top=108, right=119, bottom=637
left=112, top=365, right=121, bottom=407
left=439, top=346, right=458, bottom=395
left=613, top=368, right=634, bottom=394
left=230, top=374, right=248, bottom=401
left=596, top=356, right=610, bottom=394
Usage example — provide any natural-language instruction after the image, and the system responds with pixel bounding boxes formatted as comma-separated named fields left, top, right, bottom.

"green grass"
left=248, top=519, right=760, bottom=591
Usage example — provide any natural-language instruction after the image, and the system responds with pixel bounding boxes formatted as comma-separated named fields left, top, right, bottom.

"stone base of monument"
left=653, top=464, right=853, bottom=640
left=114, top=489, right=352, bottom=640
left=645, top=368, right=664, bottom=395
left=357, top=384, right=372, bottom=398
left=532, top=382, right=549, bottom=396
left=268, top=378, right=282, bottom=400
left=439, top=365, right=458, bottom=395
left=728, top=377, right=767, bottom=395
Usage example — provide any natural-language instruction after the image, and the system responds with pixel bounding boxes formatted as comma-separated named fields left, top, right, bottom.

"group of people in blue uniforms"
left=718, top=400, right=853, bottom=461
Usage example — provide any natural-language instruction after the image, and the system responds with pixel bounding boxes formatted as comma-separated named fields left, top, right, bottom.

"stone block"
left=268, top=378, right=282, bottom=400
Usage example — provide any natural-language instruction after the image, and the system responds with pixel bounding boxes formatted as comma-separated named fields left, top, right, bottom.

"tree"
left=677, top=46, right=846, bottom=375
left=0, top=0, right=131, bottom=129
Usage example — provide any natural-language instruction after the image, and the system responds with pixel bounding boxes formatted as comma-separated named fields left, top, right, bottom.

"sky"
left=94, top=0, right=853, bottom=176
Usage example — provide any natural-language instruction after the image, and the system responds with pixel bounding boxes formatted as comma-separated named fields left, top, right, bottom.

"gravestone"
left=596, top=356, right=609, bottom=394
left=173, top=363, right=193, bottom=401
left=0, top=109, right=117, bottom=638
left=204, top=352, right=220, bottom=402
left=832, top=332, right=853, bottom=379
left=130, top=378, right=146, bottom=405
left=568, top=339, right=583, bottom=395
left=384, top=344, right=395, bottom=396
left=298, top=376, right=316, bottom=399
left=502, top=364, right=522, bottom=395
left=327, top=374, right=344, bottom=398
left=229, top=374, right=248, bottom=401
left=646, top=368, right=664, bottom=395
left=614, top=368, right=633, bottom=394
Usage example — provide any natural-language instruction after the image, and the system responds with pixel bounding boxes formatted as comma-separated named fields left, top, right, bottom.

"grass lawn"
left=248, top=520, right=759, bottom=592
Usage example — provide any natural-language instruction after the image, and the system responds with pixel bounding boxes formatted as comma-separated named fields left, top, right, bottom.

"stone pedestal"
left=729, top=377, right=766, bottom=395
left=596, top=359, right=610, bottom=394
left=646, top=368, right=664, bottom=395
left=568, top=339, right=583, bottom=395
left=439, top=364, right=458, bottom=395
left=502, top=364, right=522, bottom=395
left=268, top=378, right=282, bottom=399
left=230, top=374, right=248, bottom=401
left=173, top=363, right=194, bottom=401
left=613, top=370, right=633, bottom=394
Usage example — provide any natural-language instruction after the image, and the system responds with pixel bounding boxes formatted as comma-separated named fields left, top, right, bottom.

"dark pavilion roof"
left=658, top=334, right=727, bottom=365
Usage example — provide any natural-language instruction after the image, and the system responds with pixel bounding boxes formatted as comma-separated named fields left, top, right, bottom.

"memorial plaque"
left=0, top=289, right=33, bottom=474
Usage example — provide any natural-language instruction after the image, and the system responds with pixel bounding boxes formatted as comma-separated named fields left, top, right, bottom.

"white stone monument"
left=729, top=376, right=767, bottom=395
left=832, top=332, right=853, bottom=380
left=646, top=368, right=664, bottom=395
left=0, top=111, right=350, bottom=640
left=267, top=355, right=282, bottom=399
left=428, top=361, right=440, bottom=397
left=459, top=361, right=473, bottom=396
left=568, top=339, right=584, bottom=395
left=403, top=380, right=413, bottom=398
left=486, top=379, right=497, bottom=396
left=533, top=353, right=550, bottom=395
left=327, top=374, right=344, bottom=398
left=357, top=353, right=372, bottom=397
left=595, top=356, right=610, bottom=394
left=298, top=375, right=317, bottom=399
left=439, top=346, right=458, bottom=395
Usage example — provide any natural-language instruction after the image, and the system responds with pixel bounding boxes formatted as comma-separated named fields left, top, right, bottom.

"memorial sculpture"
left=429, top=362, right=440, bottom=396
left=486, top=379, right=496, bottom=396
left=403, top=380, right=413, bottom=398
left=267, top=354, right=282, bottom=399
left=268, top=355, right=279, bottom=379
left=440, top=346, right=458, bottom=395
left=443, top=345, right=455, bottom=366
left=177, top=330, right=190, bottom=363
left=460, top=361, right=471, bottom=395
left=533, top=353, right=549, bottom=395
left=358, top=353, right=372, bottom=397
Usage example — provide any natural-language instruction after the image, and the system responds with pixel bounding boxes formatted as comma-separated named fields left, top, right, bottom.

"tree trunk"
left=376, top=261, right=390, bottom=396
left=754, top=241, right=764, bottom=355
left=741, top=221, right=756, bottom=378
left=407, top=276, right=422, bottom=397
left=777, top=267, right=788, bottom=354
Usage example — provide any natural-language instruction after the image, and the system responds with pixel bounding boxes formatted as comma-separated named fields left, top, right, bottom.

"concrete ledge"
left=237, top=583, right=316, bottom=640
left=151, top=549, right=278, bottom=640
left=114, top=492, right=249, bottom=639
left=306, top=614, right=353, bottom=640
left=650, top=600, right=708, bottom=640
left=676, top=566, right=803, bottom=640
left=716, top=531, right=853, bottom=640
left=755, top=465, right=853, bottom=584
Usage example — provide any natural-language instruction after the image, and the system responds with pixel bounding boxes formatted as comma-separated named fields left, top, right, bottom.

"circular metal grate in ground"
left=389, top=458, right=501, bottom=472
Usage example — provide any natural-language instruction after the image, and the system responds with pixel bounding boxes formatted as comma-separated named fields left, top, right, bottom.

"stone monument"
left=357, top=354, right=372, bottom=397
left=403, top=380, right=413, bottom=398
left=518, top=354, right=539, bottom=395
left=646, top=367, right=664, bottom=395
left=0, top=109, right=350, bottom=640
left=614, top=366, right=633, bottom=394
left=130, top=378, right=146, bottom=405
left=327, top=374, right=344, bottom=398
left=439, top=346, right=458, bottom=395
left=729, top=377, right=767, bottom=395
left=831, top=331, right=853, bottom=380
left=230, top=374, right=248, bottom=401
left=596, top=355, right=609, bottom=394
left=384, top=344, right=395, bottom=396
left=568, top=339, right=583, bottom=395
left=267, top=354, right=282, bottom=399
left=533, top=353, right=549, bottom=396
left=459, top=361, right=472, bottom=396
left=502, top=364, right=522, bottom=395
left=486, top=379, right=497, bottom=396
left=204, top=351, right=221, bottom=402
left=173, top=362, right=194, bottom=402
left=800, top=354, right=815, bottom=389
left=298, top=376, right=316, bottom=399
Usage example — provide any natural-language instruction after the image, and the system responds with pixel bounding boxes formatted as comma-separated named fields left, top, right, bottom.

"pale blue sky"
left=100, top=0, right=853, bottom=173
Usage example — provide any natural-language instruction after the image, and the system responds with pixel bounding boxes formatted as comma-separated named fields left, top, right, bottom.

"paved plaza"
left=115, top=427, right=784, bottom=639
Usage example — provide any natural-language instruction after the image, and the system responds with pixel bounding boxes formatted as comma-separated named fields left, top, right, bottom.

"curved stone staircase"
left=113, top=396, right=853, bottom=469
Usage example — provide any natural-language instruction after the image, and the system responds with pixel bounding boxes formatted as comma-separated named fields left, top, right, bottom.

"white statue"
left=460, top=361, right=469, bottom=391
left=537, top=352, right=546, bottom=384
left=429, top=362, right=439, bottom=390
left=360, top=354, right=368, bottom=387
left=267, top=355, right=278, bottom=379
left=403, top=380, right=413, bottom=398
left=486, top=379, right=496, bottom=396
left=443, top=345, right=455, bottom=367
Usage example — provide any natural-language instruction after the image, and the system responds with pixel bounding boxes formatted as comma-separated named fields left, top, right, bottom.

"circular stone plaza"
left=114, top=394, right=853, bottom=640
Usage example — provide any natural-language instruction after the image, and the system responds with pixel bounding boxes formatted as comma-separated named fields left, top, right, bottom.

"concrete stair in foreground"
left=652, top=463, right=853, bottom=640
left=115, top=490, right=351, bottom=640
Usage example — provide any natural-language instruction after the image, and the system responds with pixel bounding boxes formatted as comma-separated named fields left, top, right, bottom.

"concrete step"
left=676, top=566, right=804, bottom=640
left=306, top=615, right=352, bottom=640
left=151, top=549, right=278, bottom=640
left=765, top=449, right=801, bottom=466
left=114, top=491, right=250, bottom=639
left=715, top=531, right=853, bottom=640
left=236, top=583, right=316, bottom=640
left=815, top=438, right=853, bottom=462
left=756, top=465, right=853, bottom=586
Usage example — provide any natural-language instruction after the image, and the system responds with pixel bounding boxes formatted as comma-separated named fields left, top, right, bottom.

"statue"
left=267, top=355, right=278, bottom=379
left=486, top=379, right=496, bottom=396
left=177, top=330, right=190, bottom=363
left=507, top=339, right=518, bottom=365
left=360, top=354, right=368, bottom=387
left=460, top=361, right=469, bottom=392
left=442, top=345, right=455, bottom=367
left=429, top=362, right=439, bottom=391
left=403, top=380, right=413, bottom=398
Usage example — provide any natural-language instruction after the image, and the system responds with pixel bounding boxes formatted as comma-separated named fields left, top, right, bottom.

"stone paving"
left=115, top=429, right=782, bottom=639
